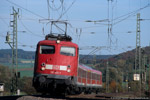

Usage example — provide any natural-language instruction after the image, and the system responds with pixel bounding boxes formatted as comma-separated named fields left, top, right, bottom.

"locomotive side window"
left=40, top=45, right=55, bottom=54
left=60, top=46, right=75, bottom=56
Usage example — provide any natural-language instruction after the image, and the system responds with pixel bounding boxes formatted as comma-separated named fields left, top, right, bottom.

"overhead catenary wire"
left=47, top=0, right=50, bottom=19
left=19, top=19, right=44, bottom=38
left=46, top=0, right=64, bottom=21
left=17, top=40, right=36, bottom=49
left=78, top=1, right=150, bottom=56
left=46, top=0, right=76, bottom=22
left=113, top=3, right=150, bottom=25
left=0, top=16, right=9, bottom=27
left=57, top=0, right=76, bottom=20
left=114, top=3, right=150, bottom=21
left=99, top=0, right=150, bottom=55
left=6, top=0, right=46, bottom=19
left=80, top=46, right=109, bottom=61
left=48, top=0, right=63, bottom=11
left=2, top=0, right=149, bottom=56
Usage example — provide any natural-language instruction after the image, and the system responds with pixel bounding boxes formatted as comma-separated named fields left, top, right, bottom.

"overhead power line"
left=113, top=3, right=150, bottom=25
left=19, top=19, right=44, bottom=37
left=6, top=0, right=46, bottom=19
left=47, top=0, right=63, bottom=11
left=57, top=0, right=76, bottom=20
left=114, top=4, right=150, bottom=21
left=0, top=16, right=9, bottom=27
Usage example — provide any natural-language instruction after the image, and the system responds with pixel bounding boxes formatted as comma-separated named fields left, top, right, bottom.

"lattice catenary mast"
left=6, top=7, right=19, bottom=95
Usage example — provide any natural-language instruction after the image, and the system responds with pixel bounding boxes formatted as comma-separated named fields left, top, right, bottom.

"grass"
left=1, top=62, right=34, bottom=77
left=19, top=70, right=33, bottom=77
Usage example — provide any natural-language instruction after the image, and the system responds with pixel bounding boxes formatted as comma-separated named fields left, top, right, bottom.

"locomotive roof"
left=38, top=34, right=78, bottom=47
left=79, top=64, right=102, bottom=75
left=38, top=40, right=78, bottom=47
left=45, top=34, right=72, bottom=41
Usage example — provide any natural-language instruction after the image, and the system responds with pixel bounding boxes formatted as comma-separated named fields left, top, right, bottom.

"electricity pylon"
left=106, top=61, right=109, bottom=93
left=134, top=13, right=141, bottom=96
left=6, top=7, right=19, bottom=95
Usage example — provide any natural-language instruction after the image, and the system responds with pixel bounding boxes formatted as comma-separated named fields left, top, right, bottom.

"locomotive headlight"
left=56, top=40, right=60, bottom=44
left=41, top=67, right=46, bottom=71
left=67, top=69, right=71, bottom=72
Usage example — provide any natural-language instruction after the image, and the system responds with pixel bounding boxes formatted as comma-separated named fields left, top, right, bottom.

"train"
left=33, top=33, right=102, bottom=95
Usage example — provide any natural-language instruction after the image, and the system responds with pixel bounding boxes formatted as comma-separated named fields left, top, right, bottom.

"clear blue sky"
left=0, top=0, right=150, bottom=55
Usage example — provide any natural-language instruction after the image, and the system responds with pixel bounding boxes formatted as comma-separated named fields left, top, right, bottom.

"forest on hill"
left=0, top=49, right=113, bottom=63
left=0, top=49, right=35, bottom=63
left=93, top=46, right=150, bottom=93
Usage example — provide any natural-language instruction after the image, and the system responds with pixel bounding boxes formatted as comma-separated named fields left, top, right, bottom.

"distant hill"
left=97, top=46, right=150, bottom=68
left=0, top=49, right=114, bottom=63
left=0, top=49, right=114, bottom=78
left=0, top=49, right=35, bottom=63
left=80, top=54, right=115, bottom=60
left=0, top=49, right=35, bottom=59
left=1, top=46, right=150, bottom=64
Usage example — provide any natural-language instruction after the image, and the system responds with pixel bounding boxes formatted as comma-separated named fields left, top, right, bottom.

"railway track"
left=0, top=93, right=149, bottom=100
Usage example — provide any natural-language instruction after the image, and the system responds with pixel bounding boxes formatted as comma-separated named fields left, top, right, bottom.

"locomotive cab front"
left=33, top=34, right=78, bottom=93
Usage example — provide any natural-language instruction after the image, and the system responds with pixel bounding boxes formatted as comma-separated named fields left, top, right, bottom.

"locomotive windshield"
left=40, top=45, right=55, bottom=54
left=60, top=46, right=75, bottom=56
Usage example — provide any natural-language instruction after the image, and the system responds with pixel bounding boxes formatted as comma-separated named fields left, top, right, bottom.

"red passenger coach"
left=77, top=64, right=102, bottom=93
left=78, top=64, right=102, bottom=87
left=33, top=34, right=102, bottom=95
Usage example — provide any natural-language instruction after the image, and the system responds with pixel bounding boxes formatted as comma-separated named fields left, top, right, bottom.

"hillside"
left=0, top=49, right=35, bottom=77
left=0, top=49, right=113, bottom=63
left=91, top=46, right=150, bottom=91
left=0, top=49, right=35, bottom=62
left=96, top=46, right=150, bottom=70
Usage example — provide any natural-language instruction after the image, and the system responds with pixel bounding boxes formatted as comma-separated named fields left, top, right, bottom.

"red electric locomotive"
left=33, top=34, right=79, bottom=94
left=33, top=22, right=102, bottom=94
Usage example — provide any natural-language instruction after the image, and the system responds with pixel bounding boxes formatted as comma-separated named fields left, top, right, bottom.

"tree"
left=110, top=80, right=116, bottom=93
left=19, top=77, right=37, bottom=95
left=0, top=65, right=11, bottom=94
